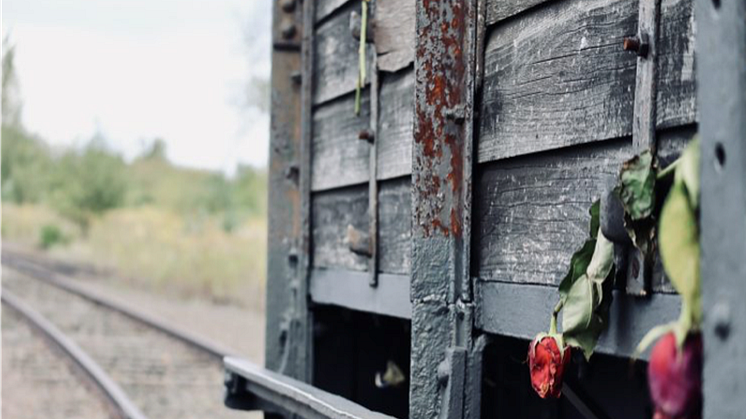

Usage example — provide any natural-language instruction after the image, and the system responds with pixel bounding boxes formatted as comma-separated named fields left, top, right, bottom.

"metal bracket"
left=367, top=59, right=379, bottom=287
left=625, top=0, right=661, bottom=296
left=224, top=357, right=398, bottom=419
left=437, top=347, right=467, bottom=419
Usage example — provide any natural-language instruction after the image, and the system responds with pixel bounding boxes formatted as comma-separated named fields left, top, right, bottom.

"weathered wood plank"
left=378, top=177, right=411, bottom=274
left=474, top=139, right=632, bottom=285
left=313, top=184, right=369, bottom=272
left=312, top=177, right=411, bottom=275
left=478, top=0, right=639, bottom=163
left=479, top=0, right=697, bottom=163
left=315, top=0, right=350, bottom=24
left=475, top=280, right=681, bottom=359
left=656, top=0, right=696, bottom=128
left=312, top=91, right=371, bottom=191
left=475, top=127, right=695, bottom=289
left=484, top=0, right=549, bottom=26
left=312, top=70, right=414, bottom=191
left=313, top=1, right=375, bottom=105
left=377, top=69, right=414, bottom=180
left=374, top=0, right=416, bottom=72
left=310, top=269, right=411, bottom=319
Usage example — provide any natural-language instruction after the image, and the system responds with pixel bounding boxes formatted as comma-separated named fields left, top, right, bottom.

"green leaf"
left=561, top=232, right=615, bottom=360
left=659, top=181, right=699, bottom=306
left=559, top=239, right=595, bottom=302
left=589, top=200, right=600, bottom=239
left=563, top=276, right=614, bottom=361
left=677, top=136, right=700, bottom=210
left=562, top=274, right=595, bottom=334
left=586, top=233, right=615, bottom=284
left=617, top=151, right=656, bottom=221
left=558, top=200, right=602, bottom=302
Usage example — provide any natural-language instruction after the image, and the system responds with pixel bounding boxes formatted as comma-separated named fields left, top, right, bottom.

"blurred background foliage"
left=1, top=37, right=268, bottom=309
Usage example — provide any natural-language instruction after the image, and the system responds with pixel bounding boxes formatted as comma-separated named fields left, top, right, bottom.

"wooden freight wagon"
left=223, top=0, right=746, bottom=418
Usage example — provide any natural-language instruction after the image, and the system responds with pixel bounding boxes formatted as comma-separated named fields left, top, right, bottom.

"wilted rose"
left=529, top=335, right=571, bottom=398
left=648, top=332, right=702, bottom=419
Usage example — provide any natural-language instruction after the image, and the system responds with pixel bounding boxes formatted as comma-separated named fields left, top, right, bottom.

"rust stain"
left=413, top=0, right=468, bottom=239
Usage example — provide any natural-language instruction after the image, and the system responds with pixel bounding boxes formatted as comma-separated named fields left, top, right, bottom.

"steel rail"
left=3, top=250, right=401, bottom=419
left=2, top=251, right=236, bottom=359
left=1, top=289, right=150, bottom=419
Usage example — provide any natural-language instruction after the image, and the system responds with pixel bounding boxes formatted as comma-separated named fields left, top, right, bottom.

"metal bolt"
left=280, top=0, right=296, bottom=13
left=358, top=129, right=375, bottom=143
left=281, top=22, right=297, bottom=40
left=444, top=104, right=466, bottom=124
left=290, top=71, right=302, bottom=85
left=284, top=164, right=299, bottom=181
left=712, top=302, right=731, bottom=339
left=623, top=35, right=649, bottom=58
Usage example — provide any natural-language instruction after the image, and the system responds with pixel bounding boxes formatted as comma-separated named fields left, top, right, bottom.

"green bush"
left=39, top=224, right=67, bottom=249
left=49, top=141, right=128, bottom=233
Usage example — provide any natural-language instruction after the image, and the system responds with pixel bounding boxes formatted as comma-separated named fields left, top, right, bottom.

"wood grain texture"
left=484, top=0, right=549, bottom=26
left=656, top=0, right=696, bottom=128
left=315, top=0, right=351, bottom=24
left=377, top=177, right=411, bottom=274
left=377, top=69, right=414, bottom=180
left=313, top=1, right=375, bottom=105
left=374, top=0, right=416, bottom=72
left=312, top=91, right=371, bottom=191
left=474, top=139, right=632, bottom=285
left=478, top=0, right=639, bottom=163
left=312, top=177, right=411, bottom=275
left=312, top=70, right=414, bottom=191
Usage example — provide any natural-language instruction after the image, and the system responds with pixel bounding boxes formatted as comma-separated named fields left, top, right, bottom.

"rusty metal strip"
left=411, top=0, right=478, bottom=418
left=625, top=0, right=661, bottom=296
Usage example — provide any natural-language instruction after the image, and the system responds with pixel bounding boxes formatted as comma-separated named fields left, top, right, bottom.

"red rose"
left=529, top=335, right=571, bottom=398
left=648, top=332, right=702, bottom=419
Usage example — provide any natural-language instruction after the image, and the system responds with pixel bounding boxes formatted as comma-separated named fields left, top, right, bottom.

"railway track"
left=1, top=251, right=250, bottom=419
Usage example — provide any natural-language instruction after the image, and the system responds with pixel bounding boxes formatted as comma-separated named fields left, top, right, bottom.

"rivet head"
left=712, top=302, right=731, bottom=339
left=281, top=22, right=297, bottom=40
left=623, top=34, right=649, bottom=58
left=358, top=129, right=375, bottom=143
left=280, top=0, right=296, bottom=13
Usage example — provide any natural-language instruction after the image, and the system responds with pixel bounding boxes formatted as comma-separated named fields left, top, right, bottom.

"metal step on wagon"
left=223, top=0, right=746, bottom=418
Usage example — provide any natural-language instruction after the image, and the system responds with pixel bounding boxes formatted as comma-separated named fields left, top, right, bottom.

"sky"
left=2, top=0, right=272, bottom=174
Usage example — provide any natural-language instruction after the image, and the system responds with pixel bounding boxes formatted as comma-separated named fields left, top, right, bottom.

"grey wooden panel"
left=474, top=139, right=631, bottom=285
left=313, top=184, right=369, bottom=272
left=312, top=70, right=414, bottom=191
left=656, top=0, right=696, bottom=128
left=374, top=0, right=415, bottom=72
left=475, top=280, right=681, bottom=360
left=310, top=269, right=411, bottom=319
left=313, top=1, right=375, bottom=105
left=478, top=0, right=639, bottom=163
left=378, top=177, right=411, bottom=275
left=312, top=177, right=411, bottom=275
left=378, top=69, right=414, bottom=180
left=475, top=128, right=695, bottom=289
left=315, top=0, right=350, bottom=24
left=484, top=0, right=549, bottom=26
left=312, top=91, right=371, bottom=191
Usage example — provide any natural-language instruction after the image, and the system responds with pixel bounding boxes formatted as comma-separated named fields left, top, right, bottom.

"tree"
left=50, top=140, right=128, bottom=234
left=2, top=35, right=23, bottom=127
